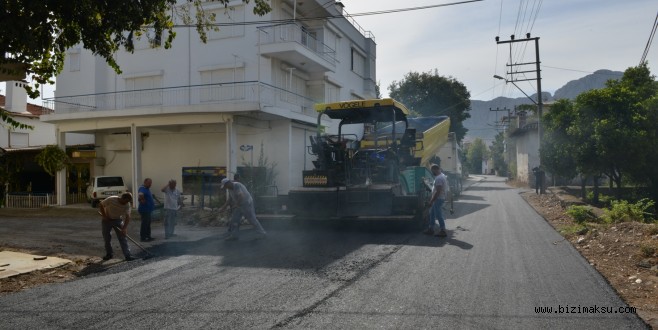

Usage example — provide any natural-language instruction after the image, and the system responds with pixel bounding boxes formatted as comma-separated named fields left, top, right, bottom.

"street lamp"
left=493, top=75, right=537, bottom=105
left=493, top=74, right=542, bottom=141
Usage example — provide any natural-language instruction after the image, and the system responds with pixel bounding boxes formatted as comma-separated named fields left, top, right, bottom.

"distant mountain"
left=553, top=69, right=623, bottom=100
left=463, top=69, right=623, bottom=143
left=463, top=93, right=552, bottom=143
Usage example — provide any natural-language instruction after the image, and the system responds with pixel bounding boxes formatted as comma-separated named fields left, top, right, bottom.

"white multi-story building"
left=42, top=0, right=376, bottom=204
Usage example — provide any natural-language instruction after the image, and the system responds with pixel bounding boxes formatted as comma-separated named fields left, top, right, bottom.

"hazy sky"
left=4, top=0, right=656, bottom=104
left=342, top=0, right=657, bottom=100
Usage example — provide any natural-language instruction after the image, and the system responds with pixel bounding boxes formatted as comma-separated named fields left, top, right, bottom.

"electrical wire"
left=493, top=0, right=505, bottom=100
left=511, top=0, right=541, bottom=77
left=639, top=11, right=658, bottom=65
left=496, top=0, right=543, bottom=100
left=528, top=0, right=544, bottom=33
left=170, top=0, right=484, bottom=28
left=542, top=65, right=623, bottom=76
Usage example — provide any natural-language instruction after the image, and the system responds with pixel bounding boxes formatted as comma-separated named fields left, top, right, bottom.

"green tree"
left=0, top=0, right=271, bottom=99
left=465, top=138, right=488, bottom=174
left=638, top=95, right=658, bottom=204
left=611, top=64, right=658, bottom=204
left=490, top=131, right=507, bottom=176
left=375, top=81, right=383, bottom=99
left=540, top=99, right=578, bottom=182
left=574, top=63, right=657, bottom=199
left=570, top=91, right=607, bottom=201
left=35, top=145, right=70, bottom=176
left=388, top=70, right=471, bottom=142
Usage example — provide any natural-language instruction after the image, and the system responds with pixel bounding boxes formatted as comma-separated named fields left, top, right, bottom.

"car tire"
left=91, top=200, right=99, bottom=208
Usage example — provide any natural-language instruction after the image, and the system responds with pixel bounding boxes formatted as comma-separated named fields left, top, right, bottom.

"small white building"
left=1, top=81, right=94, bottom=198
left=42, top=0, right=377, bottom=205
left=1, top=81, right=93, bottom=149
left=508, top=112, right=540, bottom=184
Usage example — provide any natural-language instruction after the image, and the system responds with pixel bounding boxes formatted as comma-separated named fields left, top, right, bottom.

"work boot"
left=422, top=228, right=434, bottom=235
left=435, top=230, right=447, bottom=238
left=102, top=254, right=113, bottom=261
left=125, top=256, right=136, bottom=261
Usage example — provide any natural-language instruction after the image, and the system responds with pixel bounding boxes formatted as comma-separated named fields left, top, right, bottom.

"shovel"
left=112, top=225, right=157, bottom=260
left=99, top=211, right=156, bottom=259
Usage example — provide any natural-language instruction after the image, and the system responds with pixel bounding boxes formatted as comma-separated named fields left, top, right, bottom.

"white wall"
left=57, top=0, right=375, bottom=100
left=515, top=129, right=540, bottom=183
left=53, top=0, right=377, bottom=195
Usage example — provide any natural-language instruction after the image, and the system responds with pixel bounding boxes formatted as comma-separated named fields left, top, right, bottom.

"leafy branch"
left=35, top=145, right=71, bottom=176
left=0, top=108, right=33, bottom=130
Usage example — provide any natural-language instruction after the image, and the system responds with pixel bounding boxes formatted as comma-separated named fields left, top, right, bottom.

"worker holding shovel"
left=423, top=164, right=448, bottom=238
left=99, top=192, right=136, bottom=261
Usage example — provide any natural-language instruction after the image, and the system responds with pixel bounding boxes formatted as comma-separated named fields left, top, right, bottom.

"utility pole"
left=495, top=33, right=544, bottom=193
left=489, top=107, right=512, bottom=130
left=490, top=106, right=513, bottom=178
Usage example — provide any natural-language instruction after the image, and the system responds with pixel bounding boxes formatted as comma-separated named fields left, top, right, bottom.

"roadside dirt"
left=1, top=189, right=657, bottom=328
left=0, top=207, right=109, bottom=296
left=520, top=190, right=658, bottom=329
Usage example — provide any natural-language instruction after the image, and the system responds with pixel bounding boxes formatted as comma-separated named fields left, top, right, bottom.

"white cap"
left=220, top=178, right=230, bottom=189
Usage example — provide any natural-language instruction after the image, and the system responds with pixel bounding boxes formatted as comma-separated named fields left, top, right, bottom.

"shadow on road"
left=72, top=188, right=492, bottom=274
left=437, top=226, right=474, bottom=250
left=0, top=188, right=491, bottom=277
left=449, top=200, right=489, bottom=218
left=105, top=217, right=479, bottom=272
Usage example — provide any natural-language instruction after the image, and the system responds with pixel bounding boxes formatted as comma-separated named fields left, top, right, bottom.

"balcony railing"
left=42, top=81, right=317, bottom=117
left=258, top=23, right=337, bottom=65
left=342, top=8, right=375, bottom=41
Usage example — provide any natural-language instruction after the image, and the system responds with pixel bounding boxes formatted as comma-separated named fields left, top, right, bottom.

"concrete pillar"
left=56, top=130, right=67, bottom=205
left=270, top=120, right=292, bottom=193
left=131, top=124, right=142, bottom=206
left=226, top=117, right=237, bottom=177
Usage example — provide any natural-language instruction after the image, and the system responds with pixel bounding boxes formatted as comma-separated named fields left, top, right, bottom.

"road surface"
left=0, top=176, right=647, bottom=329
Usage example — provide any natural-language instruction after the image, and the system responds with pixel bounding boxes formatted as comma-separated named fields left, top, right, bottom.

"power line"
left=542, top=65, right=624, bottom=76
left=527, top=0, right=543, bottom=34
left=496, top=0, right=544, bottom=100
left=512, top=0, right=542, bottom=76
left=640, top=11, right=658, bottom=65
left=170, top=0, right=483, bottom=28
left=492, top=0, right=504, bottom=100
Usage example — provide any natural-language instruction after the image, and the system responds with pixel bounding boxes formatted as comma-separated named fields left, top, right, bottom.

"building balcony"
left=41, top=81, right=318, bottom=122
left=258, top=23, right=336, bottom=72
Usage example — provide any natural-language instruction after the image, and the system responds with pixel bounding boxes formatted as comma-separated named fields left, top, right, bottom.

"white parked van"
left=86, top=176, right=129, bottom=207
